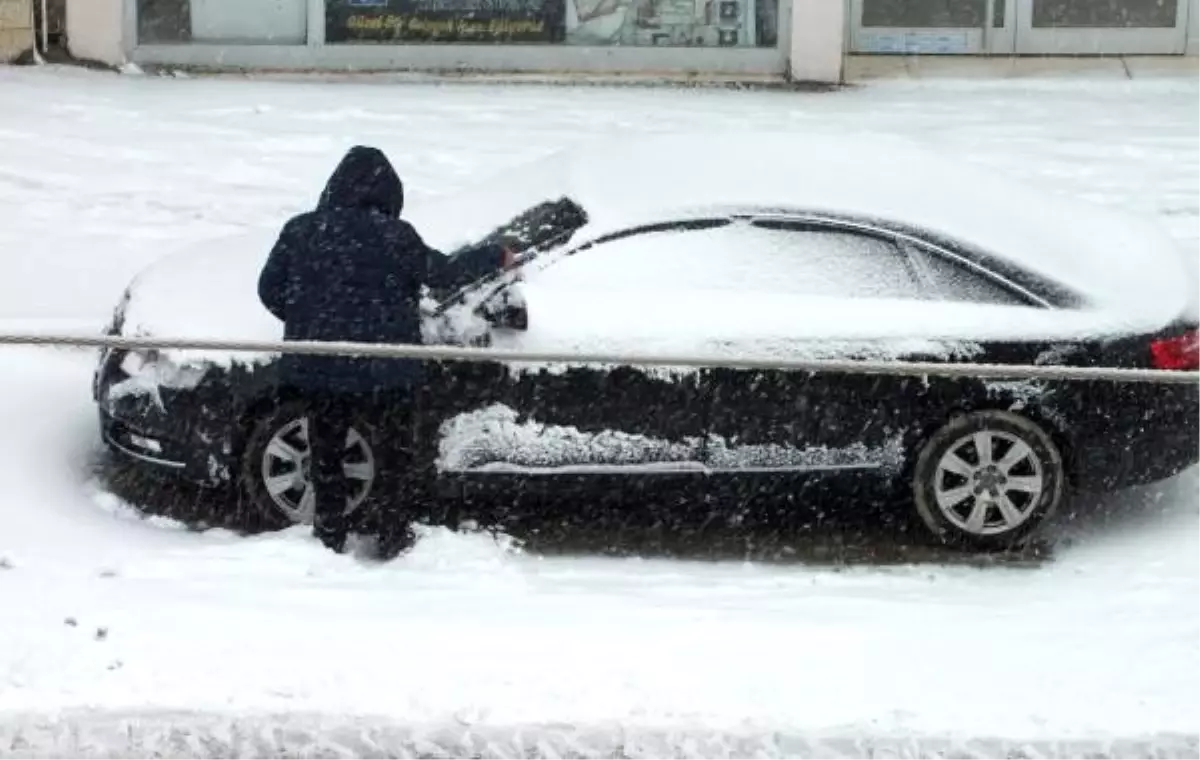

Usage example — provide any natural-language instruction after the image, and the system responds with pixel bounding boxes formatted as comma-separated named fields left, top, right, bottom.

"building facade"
left=63, top=0, right=1199, bottom=83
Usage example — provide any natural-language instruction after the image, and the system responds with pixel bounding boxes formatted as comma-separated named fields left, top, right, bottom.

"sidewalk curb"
left=1, top=711, right=1197, bottom=759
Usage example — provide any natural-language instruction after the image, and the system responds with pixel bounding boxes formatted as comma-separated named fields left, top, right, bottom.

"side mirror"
left=485, top=303, right=528, bottom=331
left=479, top=287, right=528, bottom=331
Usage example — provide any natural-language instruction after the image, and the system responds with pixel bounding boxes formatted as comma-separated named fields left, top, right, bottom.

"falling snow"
left=0, top=66, right=1196, bottom=757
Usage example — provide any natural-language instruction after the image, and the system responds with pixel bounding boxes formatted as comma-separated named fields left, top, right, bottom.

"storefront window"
left=138, top=0, right=192, bottom=43
left=324, top=0, right=778, bottom=47
left=138, top=0, right=308, bottom=44
left=137, top=0, right=778, bottom=47
left=326, top=0, right=561, bottom=42
left=1031, top=0, right=1177, bottom=28
left=861, top=0, right=986, bottom=28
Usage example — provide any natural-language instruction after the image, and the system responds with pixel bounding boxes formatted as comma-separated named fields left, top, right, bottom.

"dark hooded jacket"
left=257, top=146, right=505, bottom=393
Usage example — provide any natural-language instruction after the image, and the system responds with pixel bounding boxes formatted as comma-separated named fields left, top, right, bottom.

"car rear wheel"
left=912, top=410, right=1063, bottom=550
left=238, top=402, right=377, bottom=532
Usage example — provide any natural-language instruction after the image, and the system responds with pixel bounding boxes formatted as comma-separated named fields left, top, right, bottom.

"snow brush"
left=432, top=197, right=589, bottom=317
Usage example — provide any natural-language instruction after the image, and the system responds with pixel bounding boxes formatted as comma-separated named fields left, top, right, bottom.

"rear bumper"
left=1075, top=428, right=1199, bottom=492
left=1069, top=381, right=1200, bottom=492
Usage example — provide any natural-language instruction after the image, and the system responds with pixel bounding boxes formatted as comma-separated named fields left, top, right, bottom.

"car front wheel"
left=238, top=402, right=377, bottom=532
left=912, top=410, right=1064, bottom=551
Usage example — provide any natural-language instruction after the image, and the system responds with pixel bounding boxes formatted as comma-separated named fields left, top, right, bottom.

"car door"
left=429, top=220, right=730, bottom=529
left=680, top=219, right=927, bottom=513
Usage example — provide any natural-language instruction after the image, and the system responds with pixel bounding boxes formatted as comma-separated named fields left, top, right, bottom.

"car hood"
left=117, top=228, right=283, bottom=367
left=117, top=227, right=494, bottom=369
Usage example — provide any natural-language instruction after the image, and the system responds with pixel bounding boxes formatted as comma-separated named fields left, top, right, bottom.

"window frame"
left=469, top=211, right=1054, bottom=316
left=745, top=216, right=927, bottom=300
left=898, top=239, right=1046, bottom=308
left=744, top=212, right=1053, bottom=309
left=531, top=215, right=934, bottom=302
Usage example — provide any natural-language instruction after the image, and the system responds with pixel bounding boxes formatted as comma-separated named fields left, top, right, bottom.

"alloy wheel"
left=259, top=417, right=375, bottom=524
left=932, top=429, right=1045, bottom=537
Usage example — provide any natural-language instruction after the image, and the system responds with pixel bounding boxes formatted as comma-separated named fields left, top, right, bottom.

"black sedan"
left=93, top=137, right=1200, bottom=550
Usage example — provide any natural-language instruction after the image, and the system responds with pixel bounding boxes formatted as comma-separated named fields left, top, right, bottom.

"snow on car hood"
left=117, top=131, right=1194, bottom=370
left=118, top=228, right=285, bottom=368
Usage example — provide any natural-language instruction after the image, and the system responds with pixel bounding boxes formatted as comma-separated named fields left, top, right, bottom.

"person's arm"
left=258, top=219, right=300, bottom=321
left=431, top=243, right=513, bottom=290
left=411, top=225, right=512, bottom=291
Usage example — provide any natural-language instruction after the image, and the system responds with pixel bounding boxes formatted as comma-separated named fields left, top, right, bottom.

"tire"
left=912, top=410, right=1064, bottom=551
left=237, top=401, right=379, bottom=533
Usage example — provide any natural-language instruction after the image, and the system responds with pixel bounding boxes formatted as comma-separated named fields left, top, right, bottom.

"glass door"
left=1014, top=0, right=1191, bottom=54
left=848, top=0, right=1017, bottom=54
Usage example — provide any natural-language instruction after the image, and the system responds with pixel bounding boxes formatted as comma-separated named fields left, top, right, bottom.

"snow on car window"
left=530, top=222, right=921, bottom=299
left=908, top=245, right=1027, bottom=306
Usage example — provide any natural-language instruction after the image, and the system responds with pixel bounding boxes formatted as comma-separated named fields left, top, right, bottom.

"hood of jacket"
left=317, top=145, right=405, bottom=216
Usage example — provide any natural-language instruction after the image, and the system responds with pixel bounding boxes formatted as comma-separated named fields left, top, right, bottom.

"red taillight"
left=1150, top=329, right=1200, bottom=370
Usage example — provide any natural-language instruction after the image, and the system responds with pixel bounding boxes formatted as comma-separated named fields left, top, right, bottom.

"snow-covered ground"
left=0, top=67, right=1197, bottom=758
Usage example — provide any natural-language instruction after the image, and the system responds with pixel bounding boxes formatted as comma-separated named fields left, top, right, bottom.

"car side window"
left=530, top=219, right=923, bottom=300
left=748, top=219, right=921, bottom=299
left=905, top=244, right=1030, bottom=306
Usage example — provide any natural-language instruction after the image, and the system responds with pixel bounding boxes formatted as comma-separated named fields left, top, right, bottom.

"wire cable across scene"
left=1, top=332, right=1197, bottom=385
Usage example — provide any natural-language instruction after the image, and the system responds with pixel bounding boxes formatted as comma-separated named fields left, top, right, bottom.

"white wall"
left=66, top=0, right=126, bottom=65
left=788, top=0, right=843, bottom=84
left=0, top=0, right=34, bottom=62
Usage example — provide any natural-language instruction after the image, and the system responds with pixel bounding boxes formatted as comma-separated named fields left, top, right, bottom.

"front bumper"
left=94, top=349, right=239, bottom=486
left=100, top=409, right=191, bottom=471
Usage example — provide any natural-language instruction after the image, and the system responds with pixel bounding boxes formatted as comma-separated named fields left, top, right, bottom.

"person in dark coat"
left=257, top=145, right=511, bottom=553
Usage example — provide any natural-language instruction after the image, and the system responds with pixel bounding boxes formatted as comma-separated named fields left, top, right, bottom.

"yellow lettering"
left=491, top=18, right=544, bottom=33
left=349, top=11, right=547, bottom=38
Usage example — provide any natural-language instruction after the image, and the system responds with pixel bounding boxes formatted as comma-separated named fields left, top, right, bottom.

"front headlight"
left=120, top=349, right=158, bottom=377
left=119, top=349, right=207, bottom=390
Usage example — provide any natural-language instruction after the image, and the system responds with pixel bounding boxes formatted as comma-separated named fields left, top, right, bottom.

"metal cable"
left=1, top=332, right=1196, bottom=385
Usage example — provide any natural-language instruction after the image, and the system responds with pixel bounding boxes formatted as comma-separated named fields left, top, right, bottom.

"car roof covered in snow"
left=408, top=131, right=1194, bottom=327
left=120, top=131, right=1194, bottom=370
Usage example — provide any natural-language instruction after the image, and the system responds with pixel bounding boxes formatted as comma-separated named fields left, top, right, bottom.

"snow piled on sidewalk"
left=1, top=712, right=1197, bottom=759
left=3, top=347, right=1196, bottom=756
left=0, top=67, right=1197, bottom=757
